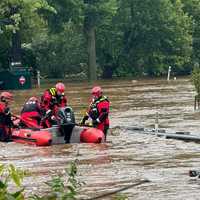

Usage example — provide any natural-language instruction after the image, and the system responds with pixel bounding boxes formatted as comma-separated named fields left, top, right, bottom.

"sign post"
left=167, top=66, right=171, bottom=81
left=37, top=70, right=40, bottom=88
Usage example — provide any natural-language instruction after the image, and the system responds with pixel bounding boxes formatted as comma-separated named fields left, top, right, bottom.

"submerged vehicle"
left=11, top=107, right=105, bottom=146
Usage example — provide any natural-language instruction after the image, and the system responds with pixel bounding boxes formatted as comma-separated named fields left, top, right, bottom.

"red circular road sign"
left=19, top=76, right=26, bottom=85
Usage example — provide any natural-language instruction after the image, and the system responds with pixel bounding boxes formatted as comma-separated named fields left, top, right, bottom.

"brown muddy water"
left=1, top=77, right=200, bottom=199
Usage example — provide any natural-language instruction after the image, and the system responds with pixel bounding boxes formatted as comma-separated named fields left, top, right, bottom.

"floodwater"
left=1, top=77, right=200, bottom=199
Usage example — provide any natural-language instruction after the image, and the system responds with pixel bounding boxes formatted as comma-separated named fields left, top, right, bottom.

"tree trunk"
left=11, top=30, right=22, bottom=68
left=10, top=5, right=22, bottom=68
left=87, top=26, right=97, bottom=81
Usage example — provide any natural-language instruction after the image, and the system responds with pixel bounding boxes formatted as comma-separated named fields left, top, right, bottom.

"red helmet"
left=0, top=92, right=13, bottom=102
left=55, top=82, right=65, bottom=94
left=29, top=96, right=39, bottom=102
left=91, top=86, right=102, bottom=98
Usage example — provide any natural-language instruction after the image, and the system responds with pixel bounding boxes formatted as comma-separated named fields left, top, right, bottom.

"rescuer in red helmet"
left=80, top=86, right=110, bottom=139
left=20, top=96, right=42, bottom=127
left=0, top=92, right=14, bottom=141
left=40, top=82, right=67, bottom=127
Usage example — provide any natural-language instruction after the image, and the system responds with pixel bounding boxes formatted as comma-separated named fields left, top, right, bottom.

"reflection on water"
left=1, top=77, right=200, bottom=199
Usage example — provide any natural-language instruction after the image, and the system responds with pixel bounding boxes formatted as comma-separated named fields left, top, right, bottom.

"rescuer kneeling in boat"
left=0, top=92, right=14, bottom=142
left=80, top=86, right=110, bottom=140
left=40, top=82, right=67, bottom=127
left=20, top=97, right=42, bottom=127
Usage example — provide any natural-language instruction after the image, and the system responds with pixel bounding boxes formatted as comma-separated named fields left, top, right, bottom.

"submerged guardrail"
left=113, top=125, right=200, bottom=143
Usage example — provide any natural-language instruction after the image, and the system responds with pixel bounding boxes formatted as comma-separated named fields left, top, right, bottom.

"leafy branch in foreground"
left=0, top=161, right=142, bottom=200
left=30, top=160, right=81, bottom=200
left=0, top=164, right=26, bottom=200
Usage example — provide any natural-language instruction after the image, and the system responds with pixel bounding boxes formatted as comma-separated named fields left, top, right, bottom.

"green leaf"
left=9, top=164, right=22, bottom=187
left=12, top=188, right=25, bottom=198
left=0, top=180, right=6, bottom=189
left=0, top=165, right=4, bottom=175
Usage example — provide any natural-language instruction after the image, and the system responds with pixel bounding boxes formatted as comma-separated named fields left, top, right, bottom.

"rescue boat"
left=11, top=125, right=105, bottom=146
left=12, top=128, right=52, bottom=146
left=11, top=106, right=105, bottom=146
left=47, top=125, right=104, bottom=144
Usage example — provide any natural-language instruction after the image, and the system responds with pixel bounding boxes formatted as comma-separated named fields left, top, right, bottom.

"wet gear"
left=41, top=87, right=67, bottom=112
left=81, top=95, right=110, bottom=139
left=0, top=101, right=13, bottom=142
left=40, top=87, right=67, bottom=127
left=20, top=98, right=42, bottom=127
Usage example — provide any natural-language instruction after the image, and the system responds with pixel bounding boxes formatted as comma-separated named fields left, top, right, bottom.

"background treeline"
left=0, top=0, right=200, bottom=79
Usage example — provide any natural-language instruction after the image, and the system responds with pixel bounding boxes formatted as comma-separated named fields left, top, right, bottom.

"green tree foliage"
left=41, top=0, right=84, bottom=33
left=33, top=22, right=87, bottom=78
left=83, top=0, right=111, bottom=81
left=113, top=0, right=192, bottom=76
left=28, top=0, right=87, bottom=78
left=36, top=0, right=116, bottom=80
left=83, top=0, right=120, bottom=80
left=0, top=0, right=55, bottom=69
left=0, top=0, right=55, bottom=33
left=0, top=32, right=11, bottom=69
left=181, top=0, right=200, bottom=67
left=95, top=0, right=120, bottom=78
left=0, top=0, right=198, bottom=78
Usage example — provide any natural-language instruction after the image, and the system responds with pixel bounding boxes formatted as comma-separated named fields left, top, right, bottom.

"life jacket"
left=41, top=88, right=67, bottom=111
left=40, top=88, right=56, bottom=112
left=49, top=87, right=57, bottom=96
left=88, top=96, right=109, bottom=120
left=49, top=88, right=67, bottom=111
left=20, top=100, right=41, bottom=127
left=48, top=88, right=57, bottom=107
